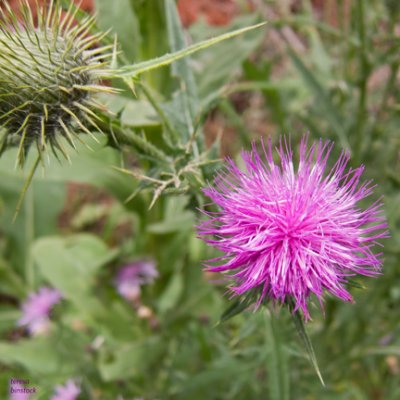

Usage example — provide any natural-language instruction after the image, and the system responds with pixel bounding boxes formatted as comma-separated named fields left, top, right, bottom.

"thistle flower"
left=18, top=286, right=61, bottom=335
left=50, top=379, right=80, bottom=400
left=115, top=260, right=158, bottom=302
left=198, top=136, right=388, bottom=319
left=0, top=0, right=114, bottom=166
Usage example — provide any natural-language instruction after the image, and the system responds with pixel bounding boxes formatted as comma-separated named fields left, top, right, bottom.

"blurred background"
left=0, top=0, right=399, bottom=399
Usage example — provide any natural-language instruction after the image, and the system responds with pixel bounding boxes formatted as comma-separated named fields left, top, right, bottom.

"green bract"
left=0, top=0, right=113, bottom=166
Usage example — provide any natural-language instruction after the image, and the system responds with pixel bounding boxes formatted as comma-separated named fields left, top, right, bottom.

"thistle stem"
left=13, top=154, right=41, bottom=222
left=138, top=81, right=181, bottom=146
left=355, top=0, right=369, bottom=163
left=97, top=118, right=171, bottom=164
left=266, top=309, right=290, bottom=400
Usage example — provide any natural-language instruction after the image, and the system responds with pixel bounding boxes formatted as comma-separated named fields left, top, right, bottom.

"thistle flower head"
left=18, top=286, right=61, bottom=335
left=50, top=379, right=80, bottom=400
left=115, top=260, right=158, bottom=301
left=0, top=0, right=114, bottom=165
left=198, top=136, right=388, bottom=319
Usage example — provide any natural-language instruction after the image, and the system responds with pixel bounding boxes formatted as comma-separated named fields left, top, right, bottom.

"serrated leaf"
left=116, top=23, right=266, bottom=78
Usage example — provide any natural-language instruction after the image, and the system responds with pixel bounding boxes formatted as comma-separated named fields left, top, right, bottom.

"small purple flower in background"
left=18, top=287, right=61, bottom=336
left=115, top=260, right=158, bottom=301
left=50, top=380, right=80, bottom=400
left=198, top=136, right=388, bottom=319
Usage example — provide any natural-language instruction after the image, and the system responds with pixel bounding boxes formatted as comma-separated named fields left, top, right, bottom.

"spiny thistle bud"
left=0, top=0, right=114, bottom=166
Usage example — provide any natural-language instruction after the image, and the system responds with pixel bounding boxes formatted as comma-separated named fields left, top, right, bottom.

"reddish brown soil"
left=6, top=1, right=344, bottom=28
left=6, top=0, right=93, bottom=14
left=177, top=0, right=239, bottom=27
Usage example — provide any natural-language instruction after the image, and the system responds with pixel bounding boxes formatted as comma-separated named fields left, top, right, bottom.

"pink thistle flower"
left=198, top=136, right=388, bottom=319
left=115, top=260, right=158, bottom=301
left=50, top=380, right=80, bottom=400
left=18, top=287, right=61, bottom=335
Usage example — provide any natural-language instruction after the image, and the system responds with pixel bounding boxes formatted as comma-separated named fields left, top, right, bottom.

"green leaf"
left=192, top=16, right=265, bottom=103
left=172, top=353, right=254, bottom=396
left=0, top=135, right=142, bottom=208
left=0, top=308, right=20, bottom=333
left=290, top=300, right=325, bottom=386
left=95, top=0, right=141, bottom=62
left=148, top=211, right=194, bottom=234
left=219, top=291, right=256, bottom=323
left=157, top=272, right=184, bottom=314
left=364, top=346, right=400, bottom=357
left=32, top=234, right=117, bottom=308
left=98, top=337, right=164, bottom=381
left=116, top=22, right=266, bottom=78
left=0, top=257, right=26, bottom=297
left=164, top=0, right=199, bottom=142
left=120, top=99, right=161, bottom=127
left=347, top=279, right=365, bottom=289
left=148, top=196, right=194, bottom=234
left=0, top=158, right=66, bottom=276
left=131, top=0, right=170, bottom=91
left=286, top=46, right=350, bottom=150
left=219, top=298, right=249, bottom=324
left=0, top=338, right=72, bottom=375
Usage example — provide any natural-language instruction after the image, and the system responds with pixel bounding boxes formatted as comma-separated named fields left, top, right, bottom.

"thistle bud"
left=0, top=0, right=114, bottom=166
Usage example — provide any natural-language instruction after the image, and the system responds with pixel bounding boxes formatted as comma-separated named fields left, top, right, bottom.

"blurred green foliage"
left=0, top=0, right=398, bottom=399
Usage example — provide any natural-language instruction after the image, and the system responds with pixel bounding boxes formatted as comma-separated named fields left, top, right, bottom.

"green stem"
left=97, top=119, right=171, bottom=164
left=219, top=99, right=252, bottom=148
left=25, top=176, right=35, bottom=290
left=380, top=62, right=399, bottom=113
left=13, top=154, right=40, bottom=222
left=370, top=61, right=399, bottom=140
left=138, top=81, right=181, bottom=146
left=355, top=0, right=369, bottom=162
left=266, top=310, right=290, bottom=400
